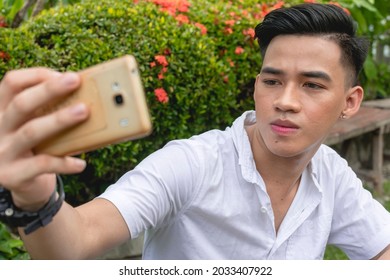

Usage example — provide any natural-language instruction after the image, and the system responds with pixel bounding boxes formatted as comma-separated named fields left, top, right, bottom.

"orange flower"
left=194, top=22, right=207, bottom=35
left=150, top=0, right=191, bottom=15
left=155, top=55, right=169, bottom=67
left=150, top=61, right=157, bottom=68
left=158, top=73, right=165, bottom=80
left=243, top=28, right=255, bottom=39
left=0, top=51, right=10, bottom=61
left=227, top=58, right=235, bottom=67
left=154, top=88, right=169, bottom=103
left=224, top=27, right=233, bottom=35
left=223, top=75, right=229, bottom=83
left=235, top=46, right=244, bottom=55
left=272, top=1, right=284, bottom=10
left=175, top=14, right=190, bottom=24
left=329, top=2, right=350, bottom=15
left=260, top=3, right=269, bottom=18
left=225, top=19, right=235, bottom=27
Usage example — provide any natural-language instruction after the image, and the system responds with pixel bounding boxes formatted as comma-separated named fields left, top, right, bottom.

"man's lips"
left=270, top=120, right=300, bottom=135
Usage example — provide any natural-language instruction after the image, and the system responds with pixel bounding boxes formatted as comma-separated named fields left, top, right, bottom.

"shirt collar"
left=230, top=111, right=259, bottom=184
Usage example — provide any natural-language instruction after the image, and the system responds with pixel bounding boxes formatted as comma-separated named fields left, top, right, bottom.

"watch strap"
left=0, top=175, right=65, bottom=234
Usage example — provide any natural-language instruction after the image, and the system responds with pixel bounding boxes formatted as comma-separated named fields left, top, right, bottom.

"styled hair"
left=255, top=3, right=370, bottom=86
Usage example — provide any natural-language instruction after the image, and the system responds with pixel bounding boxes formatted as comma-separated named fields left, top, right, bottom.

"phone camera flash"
left=119, top=118, right=129, bottom=127
left=112, top=82, right=120, bottom=91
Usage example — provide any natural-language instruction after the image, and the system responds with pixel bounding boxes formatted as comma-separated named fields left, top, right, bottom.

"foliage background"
left=0, top=0, right=389, bottom=260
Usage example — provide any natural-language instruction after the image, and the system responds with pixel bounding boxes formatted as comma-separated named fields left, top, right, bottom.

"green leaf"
left=364, top=56, right=378, bottom=81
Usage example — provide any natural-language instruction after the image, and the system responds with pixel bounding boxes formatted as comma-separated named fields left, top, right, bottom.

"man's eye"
left=304, top=82, right=323, bottom=89
left=263, top=79, right=279, bottom=86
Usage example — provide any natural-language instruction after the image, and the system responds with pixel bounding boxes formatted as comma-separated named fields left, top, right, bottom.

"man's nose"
left=273, top=85, right=302, bottom=113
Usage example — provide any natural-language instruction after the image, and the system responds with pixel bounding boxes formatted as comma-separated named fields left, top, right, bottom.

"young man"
left=0, top=3, right=390, bottom=259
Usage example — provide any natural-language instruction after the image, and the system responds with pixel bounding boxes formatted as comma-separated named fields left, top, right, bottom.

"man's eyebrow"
left=301, top=71, right=332, bottom=82
left=260, top=66, right=285, bottom=75
left=261, top=67, right=332, bottom=82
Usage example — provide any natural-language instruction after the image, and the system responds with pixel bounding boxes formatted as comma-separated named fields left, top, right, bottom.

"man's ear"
left=341, top=85, right=364, bottom=119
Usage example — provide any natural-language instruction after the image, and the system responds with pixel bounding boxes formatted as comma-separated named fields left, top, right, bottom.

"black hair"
left=255, top=3, right=369, bottom=86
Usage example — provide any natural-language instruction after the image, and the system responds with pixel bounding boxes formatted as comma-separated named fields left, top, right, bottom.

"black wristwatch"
left=0, top=175, right=65, bottom=234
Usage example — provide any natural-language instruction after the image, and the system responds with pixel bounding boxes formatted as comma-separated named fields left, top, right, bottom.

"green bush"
left=0, top=0, right=264, bottom=201
left=1, top=0, right=388, bottom=259
left=0, top=223, right=29, bottom=259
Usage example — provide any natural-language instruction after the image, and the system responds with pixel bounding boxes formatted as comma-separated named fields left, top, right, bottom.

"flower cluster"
left=145, top=0, right=208, bottom=104
left=0, top=16, right=7, bottom=28
left=149, top=0, right=190, bottom=15
left=150, top=54, right=170, bottom=103
left=0, top=17, right=10, bottom=62
left=304, top=0, right=350, bottom=14
left=148, top=0, right=207, bottom=35
left=140, top=0, right=350, bottom=103
left=154, top=88, right=169, bottom=104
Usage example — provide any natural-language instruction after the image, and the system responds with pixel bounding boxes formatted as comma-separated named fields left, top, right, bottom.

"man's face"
left=254, top=35, right=352, bottom=158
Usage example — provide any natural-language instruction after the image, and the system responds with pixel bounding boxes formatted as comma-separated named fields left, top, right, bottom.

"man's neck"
left=245, top=124, right=318, bottom=189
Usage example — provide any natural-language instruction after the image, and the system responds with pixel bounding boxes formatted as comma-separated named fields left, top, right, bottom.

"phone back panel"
left=34, top=55, right=152, bottom=156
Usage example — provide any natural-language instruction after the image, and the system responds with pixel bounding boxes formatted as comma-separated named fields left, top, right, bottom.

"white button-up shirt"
left=100, top=111, right=390, bottom=259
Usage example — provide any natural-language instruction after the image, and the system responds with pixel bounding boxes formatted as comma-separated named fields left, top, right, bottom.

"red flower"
left=150, top=0, right=191, bottom=15
left=175, top=14, right=190, bottom=24
left=225, top=19, right=235, bottom=27
left=243, top=28, right=255, bottom=39
left=223, top=75, right=229, bottom=83
left=150, top=61, right=157, bottom=68
left=227, top=58, right=235, bottom=67
left=194, top=22, right=207, bottom=35
left=260, top=3, right=269, bottom=17
left=155, top=55, right=169, bottom=67
left=0, top=51, right=10, bottom=61
left=224, top=27, right=233, bottom=35
left=304, top=0, right=316, bottom=2
left=329, top=2, right=350, bottom=15
left=272, top=1, right=284, bottom=10
left=0, top=16, right=7, bottom=28
left=235, top=46, right=244, bottom=55
left=154, top=88, right=169, bottom=103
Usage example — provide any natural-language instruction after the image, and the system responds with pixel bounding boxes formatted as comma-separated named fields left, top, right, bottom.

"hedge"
left=2, top=0, right=386, bottom=260
left=0, top=0, right=271, bottom=203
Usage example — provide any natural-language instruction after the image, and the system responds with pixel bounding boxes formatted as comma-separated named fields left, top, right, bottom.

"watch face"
left=0, top=187, right=13, bottom=218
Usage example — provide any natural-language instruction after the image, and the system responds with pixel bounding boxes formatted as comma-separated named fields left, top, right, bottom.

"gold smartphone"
left=34, top=55, right=152, bottom=156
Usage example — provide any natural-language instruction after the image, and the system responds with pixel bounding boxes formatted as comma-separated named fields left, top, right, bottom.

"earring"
left=340, top=113, right=347, bottom=119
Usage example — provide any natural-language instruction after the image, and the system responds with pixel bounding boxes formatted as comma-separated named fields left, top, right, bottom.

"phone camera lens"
left=114, top=94, right=124, bottom=105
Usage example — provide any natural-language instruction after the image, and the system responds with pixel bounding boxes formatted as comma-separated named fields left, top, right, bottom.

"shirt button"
left=260, top=206, right=267, bottom=213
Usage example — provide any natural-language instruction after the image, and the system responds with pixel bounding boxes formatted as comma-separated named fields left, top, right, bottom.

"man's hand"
left=0, top=68, right=89, bottom=210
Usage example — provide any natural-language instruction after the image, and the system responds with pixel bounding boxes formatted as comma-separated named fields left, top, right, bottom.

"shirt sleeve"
left=98, top=140, right=204, bottom=239
left=327, top=159, right=390, bottom=259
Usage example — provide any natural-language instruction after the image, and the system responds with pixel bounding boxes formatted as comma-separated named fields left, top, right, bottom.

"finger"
left=1, top=72, right=81, bottom=132
left=0, top=68, right=62, bottom=110
left=10, top=102, right=89, bottom=155
left=0, top=156, right=86, bottom=189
